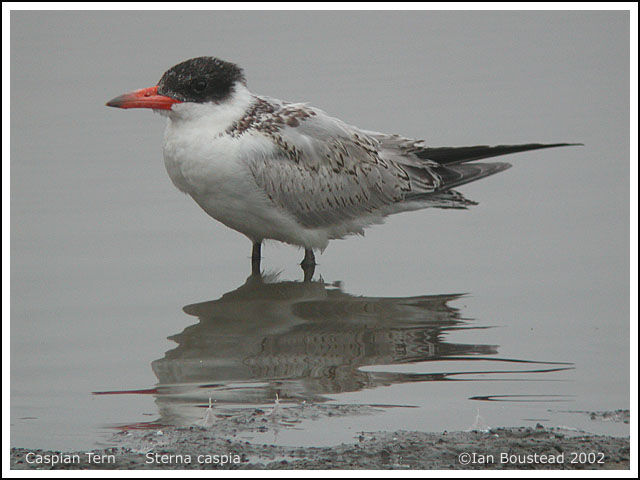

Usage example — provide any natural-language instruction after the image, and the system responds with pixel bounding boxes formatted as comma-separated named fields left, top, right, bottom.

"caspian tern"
left=106, top=56, right=577, bottom=278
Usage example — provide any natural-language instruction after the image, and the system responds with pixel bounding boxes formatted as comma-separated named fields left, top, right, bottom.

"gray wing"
left=359, top=130, right=578, bottom=198
left=243, top=102, right=553, bottom=229
left=245, top=106, right=445, bottom=229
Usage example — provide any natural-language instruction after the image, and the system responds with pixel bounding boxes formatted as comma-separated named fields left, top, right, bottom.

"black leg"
left=251, top=241, right=262, bottom=276
left=301, top=248, right=316, bottom=282
left=301, top=248, right=315, bottom=267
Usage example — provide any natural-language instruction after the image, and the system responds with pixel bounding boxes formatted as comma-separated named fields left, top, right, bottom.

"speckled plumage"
left=215, top=94, right=488, bottom=236
left=107, top=56, right=578, bottom=270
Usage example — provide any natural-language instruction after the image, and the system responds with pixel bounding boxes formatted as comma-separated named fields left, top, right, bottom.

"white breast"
left=162, top=84, right=255, bottom=195
left=160, top=86, right=329, bottom=248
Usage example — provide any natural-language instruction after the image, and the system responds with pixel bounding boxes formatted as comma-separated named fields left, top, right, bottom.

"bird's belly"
left=163, top=134, right=329, bottom=248
left=191, top=192, right=307, bottom=244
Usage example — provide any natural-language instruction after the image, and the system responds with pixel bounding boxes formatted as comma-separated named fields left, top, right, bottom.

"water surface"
left=11, top=11, right=630, bottom=450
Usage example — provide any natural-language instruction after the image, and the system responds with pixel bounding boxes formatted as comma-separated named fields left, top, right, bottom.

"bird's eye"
left=192, top=79, right=207, bottom=93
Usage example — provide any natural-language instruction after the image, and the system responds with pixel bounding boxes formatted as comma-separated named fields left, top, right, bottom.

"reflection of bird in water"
left=147, top=273, right=498, bottom=424
left=93, top=273, right=573, bottom=428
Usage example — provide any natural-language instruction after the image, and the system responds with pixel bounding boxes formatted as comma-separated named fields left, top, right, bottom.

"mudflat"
left=11, top=407, right=630, bottom=470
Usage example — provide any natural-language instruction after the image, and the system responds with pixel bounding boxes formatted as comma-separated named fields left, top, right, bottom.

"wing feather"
left=244, top=104, right=439, bottom=228
left=239, top=99, right=574, bottom=230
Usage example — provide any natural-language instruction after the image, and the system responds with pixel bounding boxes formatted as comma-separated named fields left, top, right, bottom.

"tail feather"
left=415, top=143, right=581, bottom=165
left=435, top=162, right=512, bottom=191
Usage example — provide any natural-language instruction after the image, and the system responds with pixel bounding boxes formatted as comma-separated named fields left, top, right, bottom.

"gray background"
left=11, top=11, right=629, bottom=450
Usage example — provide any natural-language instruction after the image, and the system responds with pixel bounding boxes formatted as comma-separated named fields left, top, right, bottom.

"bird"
left=106, top=56, right=578, bottom=279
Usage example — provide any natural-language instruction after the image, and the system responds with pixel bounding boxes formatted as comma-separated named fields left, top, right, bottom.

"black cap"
left=157, top=57, right=246, bottom=104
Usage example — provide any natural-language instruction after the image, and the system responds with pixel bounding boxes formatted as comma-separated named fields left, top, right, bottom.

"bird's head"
left=106, top=56, right=247, bottom=119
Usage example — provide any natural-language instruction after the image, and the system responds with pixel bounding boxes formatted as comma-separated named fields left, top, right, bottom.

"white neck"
left=160, top=83, right=255, bottom=135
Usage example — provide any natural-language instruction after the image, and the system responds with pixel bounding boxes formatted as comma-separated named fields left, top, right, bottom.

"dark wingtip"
left=417, top=142, right=585, bottom=165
